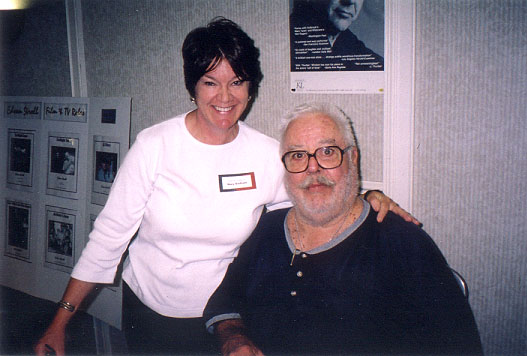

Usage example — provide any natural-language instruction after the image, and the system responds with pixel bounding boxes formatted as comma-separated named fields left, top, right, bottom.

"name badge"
left=219, top=172, right=256, bottom=192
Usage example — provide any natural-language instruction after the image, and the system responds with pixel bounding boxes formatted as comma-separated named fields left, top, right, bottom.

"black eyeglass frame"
left=281, top=145, right=353, bottom=173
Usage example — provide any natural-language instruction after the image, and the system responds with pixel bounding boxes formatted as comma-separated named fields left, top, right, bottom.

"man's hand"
left=221, top=335, right=264, bottom=356
left=215, top=319, right=264, bottom=356
left=364, top=190, right=421, bottom=225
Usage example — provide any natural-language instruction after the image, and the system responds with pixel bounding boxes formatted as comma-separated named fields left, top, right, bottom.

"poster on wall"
left=43, top=102, right=87, bottom=123
left=92, top=136, right=120, bottom=205
left=7, top=129, right=35, bottom=189
left=44, top=206, right=76, bottom=272
left=47, top=133, right=79, bottom=198
left=4, top=200, right=31, bottom=262
left=3, top=101, right=41, bottom=120
left=289, top=0, right=385, bottom=94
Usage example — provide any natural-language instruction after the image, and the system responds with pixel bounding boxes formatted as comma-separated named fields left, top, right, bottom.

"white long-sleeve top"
left=72, top=112, right=289, bottom=317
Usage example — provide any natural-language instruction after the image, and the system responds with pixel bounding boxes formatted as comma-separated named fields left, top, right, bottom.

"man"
left=290, top=0, right=383, bottom=71
left=204, top=102, right=483, bottom=355
left=96, top=157, right=115, bottom=183
left=62, top=150, right=75, bottom=175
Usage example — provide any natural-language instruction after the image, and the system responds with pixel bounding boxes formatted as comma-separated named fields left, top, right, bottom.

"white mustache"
left=298, top=175, right=336, bottom=189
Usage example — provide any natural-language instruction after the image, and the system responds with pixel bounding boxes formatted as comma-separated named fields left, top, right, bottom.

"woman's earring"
left=248, top=96, right=252, bottom=101
left=190, top=97, right=196, bottom=103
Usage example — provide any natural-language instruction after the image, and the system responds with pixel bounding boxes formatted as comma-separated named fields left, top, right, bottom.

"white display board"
left=0, top=96, right=131, bottom=329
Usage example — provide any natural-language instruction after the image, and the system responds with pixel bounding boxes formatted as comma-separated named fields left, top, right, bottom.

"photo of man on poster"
left=10, top=138, right=31, bottom=174
left=290, top=0, right=384, bottom=72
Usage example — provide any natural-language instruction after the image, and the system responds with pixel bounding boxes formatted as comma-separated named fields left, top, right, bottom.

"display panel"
left=0, top=96, right=131, bottom=328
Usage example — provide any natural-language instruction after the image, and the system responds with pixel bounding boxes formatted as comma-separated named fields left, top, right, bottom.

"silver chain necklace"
left=289, top=204, right=355, bottom=266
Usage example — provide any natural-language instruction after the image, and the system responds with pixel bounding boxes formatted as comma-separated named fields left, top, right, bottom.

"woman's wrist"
left=57, top=300, right=76, bottom=312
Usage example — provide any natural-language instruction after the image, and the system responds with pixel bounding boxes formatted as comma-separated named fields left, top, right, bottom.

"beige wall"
left=413, top=1, right=527, bottom=353
left=81, top=0, right=384, bottom=182
left=2, top=0, right=526, bottom=354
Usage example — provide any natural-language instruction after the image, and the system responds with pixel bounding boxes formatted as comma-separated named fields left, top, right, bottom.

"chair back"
left=450, top=268, right=469, bottom=298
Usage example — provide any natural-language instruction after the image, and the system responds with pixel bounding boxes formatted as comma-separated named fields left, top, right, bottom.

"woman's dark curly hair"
left=182, top=17, right=263, bottom=99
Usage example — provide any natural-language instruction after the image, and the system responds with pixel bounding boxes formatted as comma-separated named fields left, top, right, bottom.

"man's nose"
left=306, top=155, right=321, bottom=173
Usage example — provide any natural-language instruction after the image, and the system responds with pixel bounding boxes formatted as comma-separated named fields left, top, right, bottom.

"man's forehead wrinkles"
left=286, top=138, right=338, bottom=151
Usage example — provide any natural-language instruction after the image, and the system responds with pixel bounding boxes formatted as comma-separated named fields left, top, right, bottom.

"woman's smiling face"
left=194, top=58, right=250, bottom=134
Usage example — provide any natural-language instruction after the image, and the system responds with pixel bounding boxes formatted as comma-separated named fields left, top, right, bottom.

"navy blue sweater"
left=204, top=203, right=482, bottom=355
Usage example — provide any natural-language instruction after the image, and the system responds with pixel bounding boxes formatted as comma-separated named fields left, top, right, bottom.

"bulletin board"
left=0, top=96, right=131, bottom=329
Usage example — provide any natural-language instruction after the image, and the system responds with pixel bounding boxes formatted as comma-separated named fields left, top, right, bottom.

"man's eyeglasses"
left=281, top=145, right=353, bottom=173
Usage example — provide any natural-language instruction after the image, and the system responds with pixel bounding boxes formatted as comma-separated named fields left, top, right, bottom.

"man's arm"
left=381, top=217, right=482, bottom=355
left=204, top=219, right=264, bottom=354
left=214, top=319, right=263, bottom=356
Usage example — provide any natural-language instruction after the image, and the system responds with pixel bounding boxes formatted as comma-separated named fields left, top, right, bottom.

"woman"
left=35, top=18, right=416, bottom=355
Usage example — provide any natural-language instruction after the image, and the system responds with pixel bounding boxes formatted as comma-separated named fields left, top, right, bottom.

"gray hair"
left=279, top=102, right=357, bottom=153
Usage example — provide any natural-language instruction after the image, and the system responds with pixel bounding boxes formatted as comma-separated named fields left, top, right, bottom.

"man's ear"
left=351, top=147, right=359, bottom=165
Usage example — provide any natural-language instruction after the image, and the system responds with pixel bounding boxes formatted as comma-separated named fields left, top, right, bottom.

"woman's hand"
left=34, top=326, right=65, bottom=356
left=364, top=190, right=421, bottom=225
left=35, top=278, right=97, bottom=356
